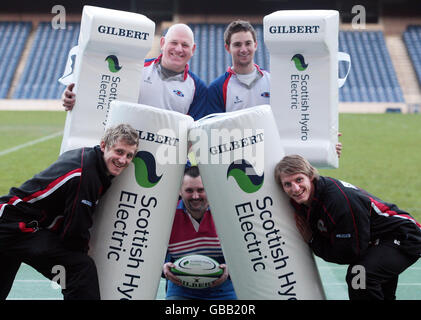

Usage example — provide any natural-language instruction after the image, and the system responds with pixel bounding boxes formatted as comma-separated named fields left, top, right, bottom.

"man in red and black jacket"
left=275, top=154, right=421, bottom=300
left=0, top=124, right=139, bottom=300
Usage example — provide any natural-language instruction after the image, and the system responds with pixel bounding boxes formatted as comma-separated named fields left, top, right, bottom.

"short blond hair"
left=102, top=123, right=139, bottom=149
left=274, top=154, right=319, bottom=188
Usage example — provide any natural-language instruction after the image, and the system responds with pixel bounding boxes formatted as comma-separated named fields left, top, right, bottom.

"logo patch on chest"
left=317, top=219, right=327, bottom=233
left=173, top=89, right=185, bottom=97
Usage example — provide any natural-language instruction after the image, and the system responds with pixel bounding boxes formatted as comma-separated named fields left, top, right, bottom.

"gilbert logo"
left=98, top=25, right=150, bottom=40
left=269, top=25, right=320, bottom=34
left=291, top=54, right=308, bottom=71
left=105, top=55, right=122, bottom=73
left=227, top=160, right=264, bottom=193
left=132, top=151, right=162, bottom=188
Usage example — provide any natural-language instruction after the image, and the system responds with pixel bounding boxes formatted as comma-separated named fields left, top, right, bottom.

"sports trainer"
left=0, top=124, right=139, bottom=300
left=207, top=20, right=342, bottom=157
left=274, top=154, right=421, bottom=300
left=207, top=20, right=270, bottom=113
left=62, top=23, right=208, bottom=120
left=162, top=166, right=237, bottom=300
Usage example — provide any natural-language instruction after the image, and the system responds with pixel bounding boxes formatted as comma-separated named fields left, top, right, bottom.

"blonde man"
left=0, top=124, right=139, bottom=300
left=275, top=154, right=421, bottom=300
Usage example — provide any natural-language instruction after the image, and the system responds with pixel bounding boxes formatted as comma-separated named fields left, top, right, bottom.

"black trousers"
left=0, top=229, right=100, bottom=300
left=346, top=239, right=419, bottom=300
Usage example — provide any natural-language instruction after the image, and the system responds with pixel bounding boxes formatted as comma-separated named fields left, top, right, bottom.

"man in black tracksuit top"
left=275, top=155, right=421, bottom=300
left=0, top=124, right=139, bottom=300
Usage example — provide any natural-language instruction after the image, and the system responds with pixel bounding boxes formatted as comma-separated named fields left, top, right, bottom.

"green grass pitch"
left=1, top=110, right=420, bottom=300
left=319, top=113, right=421, bottom=220
left=0, top=111, right=419, bottom=220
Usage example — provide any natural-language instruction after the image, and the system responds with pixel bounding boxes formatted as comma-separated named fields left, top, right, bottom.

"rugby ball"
left=170, top=255, right=223, bottom=289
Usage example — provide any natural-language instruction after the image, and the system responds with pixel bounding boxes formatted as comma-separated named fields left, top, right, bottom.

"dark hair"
left=184, top=165, right=200, bottom=178
left=224, top=20, right=257, bottom=46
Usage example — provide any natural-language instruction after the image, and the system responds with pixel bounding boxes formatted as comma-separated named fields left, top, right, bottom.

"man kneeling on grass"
left=0, top=124, right=139, bottom=300
left=275, top=154, right=421, bottom=300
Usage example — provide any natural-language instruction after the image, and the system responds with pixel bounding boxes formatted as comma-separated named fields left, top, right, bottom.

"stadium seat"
left=13, top=21, right=80, bottom=99
left=339, top=30, right=404, bottom=103
left=0, top=22, right=31, bottom=98
left=403, top=25, right=421, bottom=87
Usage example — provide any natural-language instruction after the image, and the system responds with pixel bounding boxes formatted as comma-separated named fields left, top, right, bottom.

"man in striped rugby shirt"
left=162, top=166, right=237, bottom=300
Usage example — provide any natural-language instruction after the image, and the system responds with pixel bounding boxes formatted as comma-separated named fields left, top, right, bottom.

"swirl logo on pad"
left=291, top=54, right=308, bottom=71
left=227, top=160, right=264, bottom=193
left=105, top=55, right=122, bottom=73
left=132, top=151, right=162, bottom=188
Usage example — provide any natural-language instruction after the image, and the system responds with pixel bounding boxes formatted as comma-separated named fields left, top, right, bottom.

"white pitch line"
left=7, top=298, right=62, bottom=300
left=14, top=280, right=52, bottom=282
left=0, top=131, right=63, bottom=157
left=323, top=282, right=421, bottom=286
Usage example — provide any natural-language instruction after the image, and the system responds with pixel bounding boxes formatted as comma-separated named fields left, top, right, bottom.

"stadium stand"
left=0, top=20, right=409, bottom=105
left=188, top=24, right=403, bottom=103
left=0, top=21, right=32, bottom=98
left=339, top=30, right=404, bottom=103
left=13, top=21, right=80, bottom=99
left=403, top=25, right=421, bottom=87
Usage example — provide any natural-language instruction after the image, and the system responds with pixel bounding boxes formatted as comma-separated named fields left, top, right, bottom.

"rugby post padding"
left=60, top=5, right=155, bottom=154
left=188, top=105, right=325, bottom=300
left=89, top=101, right=193, bottom=299
left=264, top=10, right=350, bottom=168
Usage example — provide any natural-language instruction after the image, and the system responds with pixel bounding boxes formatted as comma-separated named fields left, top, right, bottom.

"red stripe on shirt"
left=222, top=73, right=232, bottom=110
left=371, top=198, right=421, bottom=229
left=22, top=168, right=82, bottom=203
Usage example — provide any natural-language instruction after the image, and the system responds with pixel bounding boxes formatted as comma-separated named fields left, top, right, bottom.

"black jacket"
left=293, top=176, right=421, bottom=264
left=0, top=146, right=112, bottom=251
